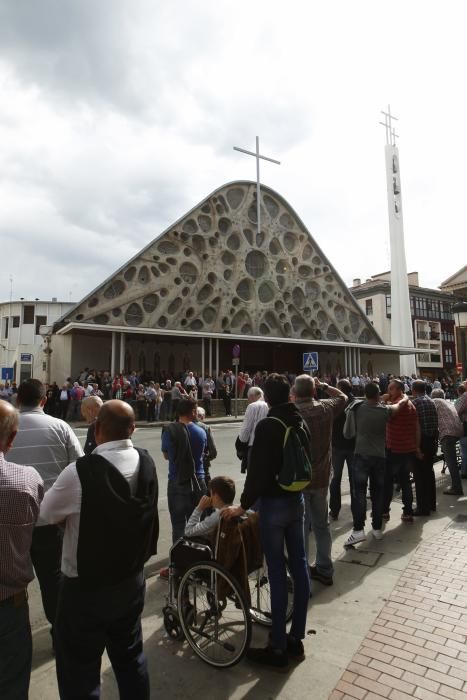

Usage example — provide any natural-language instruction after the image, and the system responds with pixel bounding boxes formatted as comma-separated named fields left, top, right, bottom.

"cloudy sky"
left=0, top=0, right=465, bottom=304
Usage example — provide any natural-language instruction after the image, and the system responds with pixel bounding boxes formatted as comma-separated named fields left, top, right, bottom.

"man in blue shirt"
left=161, top=399, right=207, bottom=548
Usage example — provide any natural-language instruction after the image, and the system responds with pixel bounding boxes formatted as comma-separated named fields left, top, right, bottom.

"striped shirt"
left=0, top=452, right=44, bottom=601
left=7, top=407, right=83, bottom=526
left=386, top=401, right=418, bottom=453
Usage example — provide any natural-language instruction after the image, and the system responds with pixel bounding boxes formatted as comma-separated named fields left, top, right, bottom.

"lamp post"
left=453, top=301, right=467, bottom=380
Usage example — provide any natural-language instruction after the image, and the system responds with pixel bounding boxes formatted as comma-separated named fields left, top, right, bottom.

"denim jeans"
left=167, top=479, right=207, bottom=543
left=31, top=524, right=63, bottom=628
left=0, top=597, right=32, bottom=700
left=303, top=488, right=333, bottom=577
left=259, top=495, right=310, bottom=651
left=441, top=436, right=463, bottom=493
left=329, top=447, right=354, bottom=516
left=351, top=454, right=386, bottom=530
left=383, top=451, right=414, bottom=516
left=55, top=573, right=149, bottom=700
left=460, top=436, right=467, bottom=476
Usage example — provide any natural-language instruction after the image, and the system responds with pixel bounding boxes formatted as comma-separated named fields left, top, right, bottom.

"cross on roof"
left=233, top=136, right=280, bottom=237
left=379, top=104, right=399, bottom=146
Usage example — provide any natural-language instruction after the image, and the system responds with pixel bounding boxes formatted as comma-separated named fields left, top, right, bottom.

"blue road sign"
left=1, top=367, right=14, bottom=381
left=303, top=352, right=319, bottom=372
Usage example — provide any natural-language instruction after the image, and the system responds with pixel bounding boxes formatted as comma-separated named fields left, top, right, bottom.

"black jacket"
left=240, top=402, right=310, bottom=509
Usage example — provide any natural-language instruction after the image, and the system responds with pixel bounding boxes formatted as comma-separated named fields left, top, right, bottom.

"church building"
left=48, top=181, right=415, bottom=381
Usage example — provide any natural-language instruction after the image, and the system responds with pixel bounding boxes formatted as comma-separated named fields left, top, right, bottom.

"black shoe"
left=413, top=509, right=430, bottom=516
left=246, top=646, right=289, bottom=671
left=443, top=488, right=464, bottom=496
left=309, top=565, right=333, bottom=586
left=329, top=511, right=338, bottom=521
left=287, top=636, right=305, bottom=662
left=461, top=474, right=467, bottom=480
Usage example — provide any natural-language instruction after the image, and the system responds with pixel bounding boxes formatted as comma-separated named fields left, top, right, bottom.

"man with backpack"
left=160, top=398, right=207, bottom=575
left=293, top=374, right=347, bottom=586
left=223, top=373, right=311, bottom=671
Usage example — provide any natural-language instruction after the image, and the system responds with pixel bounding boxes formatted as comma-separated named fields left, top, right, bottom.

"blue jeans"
left=167, top=479, right=207, bottom=543
left=0, top=596, right=32, bottom=700
left=303, top=488, right=333, bottom=577
left=259, top=495, right=310, bottom=651
left=383, top=451, right=414, bottom=516
left=55, top=573, right=149, bottom=700
left=329, top=447, right=354, bottom=516
left=351, top=454, right=386, bottom=530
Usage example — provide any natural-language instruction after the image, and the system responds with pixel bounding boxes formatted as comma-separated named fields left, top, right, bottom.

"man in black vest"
left=40, top=400, right=158, bottom=700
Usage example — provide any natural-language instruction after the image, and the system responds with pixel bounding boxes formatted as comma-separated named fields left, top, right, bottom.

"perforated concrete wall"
left=68, top=182, right=380, bottom=344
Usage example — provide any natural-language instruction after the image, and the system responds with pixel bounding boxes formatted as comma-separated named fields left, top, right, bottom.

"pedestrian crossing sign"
left=303, top=352, right=319, bottom=372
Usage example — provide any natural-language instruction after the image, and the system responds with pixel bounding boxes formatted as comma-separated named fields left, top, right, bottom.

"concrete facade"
left=0, top=299, right=74, bottom=383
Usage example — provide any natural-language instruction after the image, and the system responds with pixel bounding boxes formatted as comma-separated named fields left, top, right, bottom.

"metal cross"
left=379, top=104, right=399, bottom=146
left=233, top=136, right=280, bottom=237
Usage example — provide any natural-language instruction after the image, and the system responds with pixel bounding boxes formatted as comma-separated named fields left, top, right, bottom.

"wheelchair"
left=162, top=520, right=294, bottom=668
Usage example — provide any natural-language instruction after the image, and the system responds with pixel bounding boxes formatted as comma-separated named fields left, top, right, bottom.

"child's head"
left=209, top=476, right=235, bottom=508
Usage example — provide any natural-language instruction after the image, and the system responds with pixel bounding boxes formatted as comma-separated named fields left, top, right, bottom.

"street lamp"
left=453, top=301, right=467, bottom=380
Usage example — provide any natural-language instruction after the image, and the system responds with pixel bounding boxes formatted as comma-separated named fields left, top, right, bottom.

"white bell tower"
left=380, top=106, right=416, bottom=376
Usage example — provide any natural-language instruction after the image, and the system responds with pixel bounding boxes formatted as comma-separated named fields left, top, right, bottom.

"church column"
left=215, top=339, right=219, bottom=380
left=119, top=333, right=126, bottom=373
left=209, top=338, right=212, bottom=377
left=356, top=347, right=361, bottom=375
left=201, top=338, right=205, bottom=380
left=344, top=347, right=350, bottom=376
left=111, top=332, right=117, bottom=377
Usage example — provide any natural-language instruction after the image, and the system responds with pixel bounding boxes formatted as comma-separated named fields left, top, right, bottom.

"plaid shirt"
left=411, top=395, right=439, bottom=438
left=0, top=452, right=43, bottom=601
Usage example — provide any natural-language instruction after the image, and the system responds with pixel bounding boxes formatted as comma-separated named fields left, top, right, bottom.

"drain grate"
left=338, top=549, right=383, bottom=568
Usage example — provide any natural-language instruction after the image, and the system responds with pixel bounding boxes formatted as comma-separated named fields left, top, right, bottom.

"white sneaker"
left=372, top=529, right=383, bottom=540
left=344, top=529, right=366, bottom=547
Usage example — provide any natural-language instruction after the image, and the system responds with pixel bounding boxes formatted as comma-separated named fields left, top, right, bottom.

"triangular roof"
left=63, top=181, right=383, bottom=346
left=439, top=265, right=467, bottom=289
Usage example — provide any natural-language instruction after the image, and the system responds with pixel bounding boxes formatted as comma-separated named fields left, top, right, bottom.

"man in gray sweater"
left=343, top=382, right=407, bottom=546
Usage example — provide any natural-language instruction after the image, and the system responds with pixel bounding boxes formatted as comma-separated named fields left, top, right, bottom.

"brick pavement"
left=331, top=519, right=467, bottom=700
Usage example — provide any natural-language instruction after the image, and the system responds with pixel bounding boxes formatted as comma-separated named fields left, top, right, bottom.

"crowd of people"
left=1, top=371, right=467, bottom=696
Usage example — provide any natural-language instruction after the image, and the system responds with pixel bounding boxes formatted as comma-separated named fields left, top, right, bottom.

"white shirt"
left=239, top=399, right=269, bottom=446
left=40, top=439, right=139, bottom=578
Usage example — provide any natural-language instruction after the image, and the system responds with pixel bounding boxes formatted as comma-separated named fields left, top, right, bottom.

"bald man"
left=0, top=401, right=43, bottom=699
left=41, top=400, right=158, bottom=700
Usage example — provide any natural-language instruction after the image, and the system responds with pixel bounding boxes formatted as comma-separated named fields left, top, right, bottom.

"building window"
left=444, top=348, right=453, bottom=364
left=365, top=299, right=373, bottom=316
left=23, top=305, right=35, bottom=324
left=12, top=316, right=20, bottom=328
left=386, top=295, right=392, bottom=316
left=2, top=317, right=9, bottom=339
left=35, top=315, right=47, bottom=335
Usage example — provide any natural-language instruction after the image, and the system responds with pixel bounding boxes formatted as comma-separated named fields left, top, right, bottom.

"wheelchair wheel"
left=177, top=561, right=252, bottom=668
left=249, top=560, right=294, bottom=626
left=162, top=605, right=184, bottom=641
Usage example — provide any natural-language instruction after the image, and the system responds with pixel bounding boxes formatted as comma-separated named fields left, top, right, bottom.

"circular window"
left=245, top=250, right=268, bottom=279
left=125, top=303, right=143, bottom=326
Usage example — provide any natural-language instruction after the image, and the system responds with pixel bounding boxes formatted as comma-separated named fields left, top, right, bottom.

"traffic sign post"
left=303, top=352, right=319, bottom=373
left=232, top=346, right=240, bottom=418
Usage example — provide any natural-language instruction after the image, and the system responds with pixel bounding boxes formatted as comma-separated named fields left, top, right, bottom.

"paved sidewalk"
left=29, top=464, right=466, bottom=699
left=332, top=517, right=467, bottom=700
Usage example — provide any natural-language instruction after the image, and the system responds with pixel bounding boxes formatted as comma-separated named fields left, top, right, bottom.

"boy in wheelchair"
left=184, top=476, right=236, bottom=539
